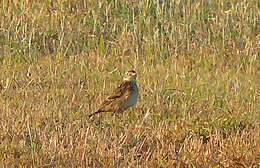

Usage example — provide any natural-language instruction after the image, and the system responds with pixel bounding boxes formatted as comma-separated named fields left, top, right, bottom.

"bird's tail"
left=89, top=110, right=108, bottom=118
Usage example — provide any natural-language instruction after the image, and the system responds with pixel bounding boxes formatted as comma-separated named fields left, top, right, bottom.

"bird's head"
left=124, top=70, right=137, bottom=81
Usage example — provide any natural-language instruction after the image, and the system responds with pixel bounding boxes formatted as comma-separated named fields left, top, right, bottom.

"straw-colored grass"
left=0, top=0, right=259, bottom=167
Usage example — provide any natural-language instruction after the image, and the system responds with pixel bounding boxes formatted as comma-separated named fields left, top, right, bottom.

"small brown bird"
left=89, top=70, right=139, bottom=118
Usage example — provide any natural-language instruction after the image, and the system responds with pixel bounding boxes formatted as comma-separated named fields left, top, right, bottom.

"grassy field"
left=0, top=0, right=259, bottom=167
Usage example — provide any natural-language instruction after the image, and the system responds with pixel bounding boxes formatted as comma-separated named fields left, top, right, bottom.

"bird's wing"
left=96, top=81, right=132, bottom=112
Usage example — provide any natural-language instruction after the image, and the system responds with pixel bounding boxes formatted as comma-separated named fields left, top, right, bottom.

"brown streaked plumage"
left=89, top=70, right=138, bottom=118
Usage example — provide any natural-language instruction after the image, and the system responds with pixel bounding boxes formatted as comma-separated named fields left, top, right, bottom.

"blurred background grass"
left=0, top=0, right=259, bottom=167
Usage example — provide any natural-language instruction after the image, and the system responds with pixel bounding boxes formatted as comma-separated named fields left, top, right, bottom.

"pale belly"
left=119, top=91, right=138, bottom=112
left=126, top=91, right=138, bottom=106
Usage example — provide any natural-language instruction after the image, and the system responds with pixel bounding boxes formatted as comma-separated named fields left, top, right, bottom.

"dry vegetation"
left=0, top=0, right=259, bottom=167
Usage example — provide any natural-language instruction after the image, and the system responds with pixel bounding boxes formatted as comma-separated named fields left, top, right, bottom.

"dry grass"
left=0, top=0, right=259, bottom=167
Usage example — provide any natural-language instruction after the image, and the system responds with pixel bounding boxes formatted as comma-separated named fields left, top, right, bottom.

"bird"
left=89, top=70, right=139, bottom=118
